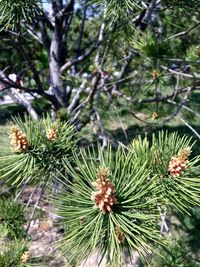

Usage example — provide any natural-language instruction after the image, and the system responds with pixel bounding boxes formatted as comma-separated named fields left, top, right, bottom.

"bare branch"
left=56, top=0, right=75, bottom=19
left=61, top=43, right=100, bottom=73
left=21, top=23, right=43, bottom=44
left=8, top=89, right=38, bottom=120
left=165, top=22, right=200, bottom=41
left=68, top=79, right=88, bottom=112
left=112, top=84, right=200, bottom=105
left=180, top=116, right=200, bottom=140
left=61, top=16, right=105, bottom=73
left=167, top=99, right=200, bottom=119
left=161, top=65, right=196, bottom=79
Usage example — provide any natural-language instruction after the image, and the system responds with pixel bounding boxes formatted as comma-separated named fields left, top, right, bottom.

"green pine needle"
left=0, top=115, right=77, bottom=186
left=129, top=131, right=200, bottom=213
left=0, top=0, right=41, bottom=31
left=50, top=144, right=163, bottom=266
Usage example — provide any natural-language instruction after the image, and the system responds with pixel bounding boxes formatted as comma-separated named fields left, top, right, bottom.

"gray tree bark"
left=8, top=89, right=38, bottom=120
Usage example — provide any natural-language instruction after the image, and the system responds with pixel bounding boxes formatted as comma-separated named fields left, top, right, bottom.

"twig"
left=139, top=85, right=200, bottom=103
left=14, top=181, right=28, bottom=202
left=68, top=80, right=88, bottom=112
left=26, top=177, right=49, bottom=232
left=25, top=185, right=39, bottom=208
left=164, top=22, right=200, bottom=41
left=60, top=43, right=100, bottom=73
left=161, top=65, right=196, bottom=78
left=94, top=92, right=108, bottom=150
left=167, top=99, right=200, bottom=119
left=160, top=208, right=169, bottom=233
left=95, top=108, right=108, bottom=150
left=179, top=117, right=200, bottom=140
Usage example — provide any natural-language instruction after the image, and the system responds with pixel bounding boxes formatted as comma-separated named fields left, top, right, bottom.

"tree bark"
left=8, top=89, right=38, bottom=120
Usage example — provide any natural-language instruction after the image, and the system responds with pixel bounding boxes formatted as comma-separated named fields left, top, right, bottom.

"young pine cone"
left=10, top=127, right=28, bottom=152
left=91, top=167, right=117, bottom=214
left=168, top=147, right=191, bottom=177
left=152, top=70, right=160, bottom=80
left=20, top=251, right=30, bottom=263
left=46, top=126, right=58, bottom=141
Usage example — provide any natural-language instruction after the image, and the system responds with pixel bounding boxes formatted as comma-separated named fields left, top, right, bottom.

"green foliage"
left=146, top=237, right=200, bottom=267
left=90, top=0, right=140, bottom=42
left=129, top=131, right=200, bottom=213
left=104, top=0, right=140, bottom=27
left=0, top=0, right=41, bottom=31
left=51, top=144, right=164, bottom=266
left=90, top=0, right=141, bottom=24
left=0, top=115, right=77, bottom=186
left=0, top=241, right=32, bottom=267
left=131, top=32, right=172, bottom=62
left=0, top=196, right=26, bottom=239
left=48, top=131, right=200, bottom=266
left=186, top=45, right=200, bottom=71
left=164, top=0, right=200, bottom=11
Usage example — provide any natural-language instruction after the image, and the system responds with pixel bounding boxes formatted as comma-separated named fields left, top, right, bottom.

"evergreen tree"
left=0, top=0, right=198, bottom=136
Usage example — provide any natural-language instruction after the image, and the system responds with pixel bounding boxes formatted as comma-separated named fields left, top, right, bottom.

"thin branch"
left=180, top=116, right=200, bottom=140
left=130, top=87, right=193, bottom=125
left=39, top=10, right=54, bottom=30
left=56, top=0, right=75, bottom=19
left=94, top=92, right=108, bottom=150
left=38, top=19, right=51, bottom=54
left=167, top=99, right=200, bottom=119
left=71, top=72, right=101, bottom=121
left=94, top=22, right=106, bottom=66
left=60, top=43, right=100, bottom=73
left=160, top=86, right=192, bottom=124
left=160, top=207, right=169, bottom=233
left=0, top=74, right=59, bottom=108
left=95, top=108, right=108, bottom=150
left=21, top=23, right=43, bottom=44
left=140, top=85, right=200, bottom=104
left=68, top=79, right=87, bottom=112
left=165, top=22, right=200, bottom=41
left=161, top=65, right=196, bottom=78
left=61, top=16, right=105, bottom=73
left=112, top=84, right=200, bottom=105
left=26, top=177, right=49, bottom=232
left=130, top=111, right=156, bottom=125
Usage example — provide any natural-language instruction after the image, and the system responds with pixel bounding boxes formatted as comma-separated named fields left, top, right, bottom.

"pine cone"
left=168, top=147, right=190, bottom=177
left=152, top=70, right=160, bottom=79
left=152, top=112, right=158, bottom=120
left=46, top=126, right=58, bottom=141
left=91, top=167, right=117, bottom=214
left=10, top=127, right=29, bottom=152
left=20, top=251, right=30, bottom=263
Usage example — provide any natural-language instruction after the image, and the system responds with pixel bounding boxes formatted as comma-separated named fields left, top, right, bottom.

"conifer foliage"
left=164, top=0, right=200, bottom=10
left=50, top=132, right=200, bottom=266
left=129, top=132, right=200, bottom=213
left=51, top=144, right=162, bottom=266
left=1, top=117, right=200, bottom=266
left=0, top=116, right=76, bottom=186
left=0, top=0, right=40, bottom=30
left=0, top=241, right=32, bottom=267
